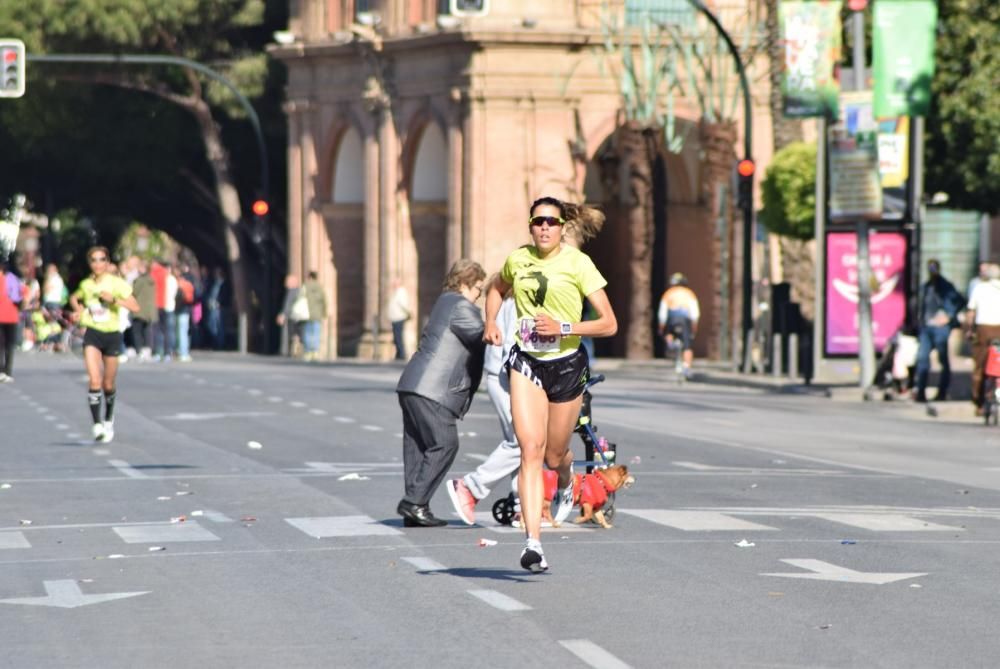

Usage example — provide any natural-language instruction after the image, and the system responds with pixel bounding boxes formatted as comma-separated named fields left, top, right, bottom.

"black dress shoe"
left=397, top=500, right=447, bottom=527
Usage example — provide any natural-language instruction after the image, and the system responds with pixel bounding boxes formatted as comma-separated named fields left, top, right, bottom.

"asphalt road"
left=2, top=352, right=999, bottom=668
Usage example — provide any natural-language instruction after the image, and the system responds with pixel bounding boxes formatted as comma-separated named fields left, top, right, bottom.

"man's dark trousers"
left=398, top=392, right=459, bottom=506
left=391, top=319, right=406, bottom=360
left=915, top=324, right=952, bottom=396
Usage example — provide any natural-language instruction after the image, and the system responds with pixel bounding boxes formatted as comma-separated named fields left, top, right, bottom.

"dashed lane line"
left=559, top=639, right=632, bottom=669
left=467, top=589, right=531, bottom=612
left=107, top=460, right=150, bottom=479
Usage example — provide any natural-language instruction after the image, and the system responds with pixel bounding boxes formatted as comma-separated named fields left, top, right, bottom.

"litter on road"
left=478, top=538, right=498, bottom=547
left=338, top=473, right=371, bottom=481
left=247, top=441, right=263, bottom=450
left=734, top=539, right=756, bottom=548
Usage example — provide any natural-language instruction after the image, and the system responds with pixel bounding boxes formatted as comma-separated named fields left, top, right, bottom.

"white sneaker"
left=551, top=467, right=576, bottom=525
left=92, top=423, right=106, bottom=442
left=520, top=538, right=548, bottom=573
left=0, top=373, right=11, bottom=383
left=102, top=421, right=114, bottom=443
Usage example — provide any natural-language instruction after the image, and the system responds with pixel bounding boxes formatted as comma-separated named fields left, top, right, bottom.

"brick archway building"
left=272, top=0, right=782, bottom=360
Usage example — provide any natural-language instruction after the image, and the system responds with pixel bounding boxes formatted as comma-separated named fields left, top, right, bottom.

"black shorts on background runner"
left=83, top=329, right=123, bottom=357
left=506, top=344, right=590, bottom=402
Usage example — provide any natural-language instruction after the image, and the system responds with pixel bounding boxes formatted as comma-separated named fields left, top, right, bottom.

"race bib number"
left=519, top=317, right=559, bottom=353
left=87, top=300, right=110, bottom=323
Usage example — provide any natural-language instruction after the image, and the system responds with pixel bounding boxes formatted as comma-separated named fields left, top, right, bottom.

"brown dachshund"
left=571, top=465, right=634, bottom=529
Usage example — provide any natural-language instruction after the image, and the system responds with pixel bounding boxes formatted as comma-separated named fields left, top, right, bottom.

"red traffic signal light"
left=736, top=159, right=755, bottom=178
left=251, top=199, right=269, bottom=217
left=0, top=38, right=25, bottom=99
left=847, top=0, right=868, bottom=11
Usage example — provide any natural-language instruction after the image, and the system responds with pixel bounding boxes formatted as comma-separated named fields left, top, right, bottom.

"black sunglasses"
left=529, top=216, right=565, bottom=227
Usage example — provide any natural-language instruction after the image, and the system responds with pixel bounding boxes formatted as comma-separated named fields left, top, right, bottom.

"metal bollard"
left=789, top=333, right=799, bottom=379
left=772, top=333, right=783, bottom=377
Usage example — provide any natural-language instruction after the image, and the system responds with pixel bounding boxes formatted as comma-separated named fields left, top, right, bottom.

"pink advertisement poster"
left=825, top=231, right=908, bottom=355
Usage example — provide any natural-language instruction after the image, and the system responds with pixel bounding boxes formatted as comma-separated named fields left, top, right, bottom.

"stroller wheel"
left=492, top=494, right=516, bottom=525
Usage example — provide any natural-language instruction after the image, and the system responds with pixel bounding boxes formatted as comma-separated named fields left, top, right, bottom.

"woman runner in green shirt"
left=69, top=247, right=139, bottom=443
left=484, top=197, right=617, bottom=572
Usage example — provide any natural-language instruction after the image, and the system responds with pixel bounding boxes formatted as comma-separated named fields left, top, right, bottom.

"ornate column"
left=447, top=87, right=466, bottom=266
left=283, top=100, right=307, bottom=279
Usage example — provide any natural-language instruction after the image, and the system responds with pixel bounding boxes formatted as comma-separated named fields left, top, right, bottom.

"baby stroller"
left=867, top=328, right=918, bottom=401
left=491, top=374, right=620, bottom=525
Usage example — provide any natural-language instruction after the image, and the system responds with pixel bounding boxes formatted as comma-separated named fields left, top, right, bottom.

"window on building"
left=356, top=0, right=372, bottom=16
left=625, top=0, right=695, bottom=28
left=437, top=0, right=449, bottom=14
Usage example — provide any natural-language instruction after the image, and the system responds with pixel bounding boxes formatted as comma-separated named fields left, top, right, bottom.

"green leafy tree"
left=926, top=0, right=1000, bottom=214
left=0, top=0, right=282, bottom=344
left=759, top=142, right=816, bottom=240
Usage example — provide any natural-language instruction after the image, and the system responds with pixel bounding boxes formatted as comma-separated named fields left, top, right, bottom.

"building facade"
left=271, top=0, right=778, bottom=360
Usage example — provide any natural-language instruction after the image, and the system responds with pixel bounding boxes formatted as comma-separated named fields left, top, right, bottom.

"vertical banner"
left=780, top=0, right=842, bottom=118
left=829, top=91, right=883, bottom=221
left=873, top=0, right=937, bottom=117
left=825, top=230, right=908, bottom=356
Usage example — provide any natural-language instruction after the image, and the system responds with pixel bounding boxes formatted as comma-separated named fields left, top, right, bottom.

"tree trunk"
left=189, top=98, right=250, bottom=344
left=617, top=121, right=658, bottom=359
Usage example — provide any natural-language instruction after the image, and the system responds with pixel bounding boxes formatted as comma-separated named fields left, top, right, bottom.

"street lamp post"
left=684, top=1, right=755, bottom=371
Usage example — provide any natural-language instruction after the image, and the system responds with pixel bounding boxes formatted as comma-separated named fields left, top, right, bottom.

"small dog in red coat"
left=571, top=465, right=634, bottom=529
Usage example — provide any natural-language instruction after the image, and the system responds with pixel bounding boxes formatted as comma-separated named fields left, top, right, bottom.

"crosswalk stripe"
left=285, top=515, right=403, bottom=538
left=402, top=557, right=446, bottom=571
left=559, top=639, right=632, bottom=669
left=809, top=513, right=962, bottom=532
left=0, top=532, right=30, bottom=549
left=113, top=521, right=221, bottom=543
left=618, top=509, right=779, bottom=531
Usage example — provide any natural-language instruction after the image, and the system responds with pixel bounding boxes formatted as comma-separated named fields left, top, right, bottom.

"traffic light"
left=736, top=158, right=755, bottom=211
left=251, top=199, right=269, bottom=217
left=449, top=0, right=490, bottom=17
left=0, top=39, right=25, bottom=99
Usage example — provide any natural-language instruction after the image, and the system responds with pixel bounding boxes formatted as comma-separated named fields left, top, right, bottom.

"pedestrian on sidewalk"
left=484, top=196, right=617, bottom=573
left=0, top=261, right=22, bottom=382
left=68, top=247, right=139, bottom=443
left=301, top=271, right=327, bottom=361
left=131, top=260, right=158, bottom=361
left=276, top=274, right=307, bottom=357
left=445, top=287, right=520, bottom=525
left=913, top=259, right=964, bottom=403
left=386, top=277, right=411, bottom=360
left=965, top=262, right=1000, bottom=415
left=396, top=259, right=486, bottom=528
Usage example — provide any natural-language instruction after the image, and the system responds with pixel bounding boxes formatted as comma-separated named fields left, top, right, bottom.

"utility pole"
left=849, top=5, right=876, bottom=393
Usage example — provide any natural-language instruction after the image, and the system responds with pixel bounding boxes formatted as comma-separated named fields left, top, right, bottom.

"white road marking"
left=401, top=557, right=446, bottom=571
left=289, top=401, right=307, bottom=408
left=762, top=559, right=928, bottom=585
left=476, top=512, right=594, bottom=533
left=92, top=448, right=110, bottom=456
left=619, top=509, right=779, bottom=531
left=0, top=533, right=30, bottom=549
left=810, top=513, right=961, bottom=532
left=309, top=408, right=327, bottom=415
left=203, top=510, right=234, bottom=523
left=285, top=515, right=403, bottom=538
left=467, top=589, right=531, bottom=611
left=0, top=580, right=149, bottom=609
left=267, top=396, right=283, bottom=403
left=107, top=459, right=149, bottom=479
left=160, top=411, right=273, bottom=421
left=465, top=453, right=488, bottom=462
left=43, top=415, right=56, bottom=421
left=247, top=389, right=262, bottom=395
left=559, top=639, right=633, bottom=669
left=55, top=424, right=68, bottom=430
left=113, top=522, right=221, bottom=543
left=287, top=462, right=402, bottom=475
left=334, top=416, right=355, bottom=423
left=66, top=433, right=81, bottom=440
left=672, top=461, right=842, bottom=475
left=361, top=425, right=383, bottom=432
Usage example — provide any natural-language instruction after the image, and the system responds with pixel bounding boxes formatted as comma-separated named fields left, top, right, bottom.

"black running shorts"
left=83, top=328, right=123, bottom=357
left=506, top=344, right=590, bottom=403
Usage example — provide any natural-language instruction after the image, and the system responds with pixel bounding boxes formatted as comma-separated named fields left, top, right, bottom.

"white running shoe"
left=102, top=421, right=114, bottom=443
left=551, top=467, right=576, bottom=525
left=92, top=423, right=106, bottom=442
left=520, top=538, right=548, bottom=573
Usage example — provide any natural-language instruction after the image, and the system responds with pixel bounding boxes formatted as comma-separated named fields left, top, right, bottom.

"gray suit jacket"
left=396, top=291, right=485, bottom=418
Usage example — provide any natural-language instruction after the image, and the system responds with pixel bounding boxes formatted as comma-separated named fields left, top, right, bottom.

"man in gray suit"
left=396, top=260, right=487, bottom=527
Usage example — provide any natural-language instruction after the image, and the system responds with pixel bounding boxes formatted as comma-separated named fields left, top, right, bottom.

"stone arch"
left=401, top=114, right=449, bottom=330
left=319, top=119, right=368, bottom=356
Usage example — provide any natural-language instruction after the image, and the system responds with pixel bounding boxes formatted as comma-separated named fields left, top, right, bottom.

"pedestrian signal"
left=0, top=39, right=25, bottom=99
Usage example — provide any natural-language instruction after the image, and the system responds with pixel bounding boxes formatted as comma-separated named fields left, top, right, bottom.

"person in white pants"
left=446, top=293, right=521, bottom=525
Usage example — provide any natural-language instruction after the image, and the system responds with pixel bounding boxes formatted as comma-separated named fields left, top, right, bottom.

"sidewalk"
left=593, top=355, right=983, bottom=425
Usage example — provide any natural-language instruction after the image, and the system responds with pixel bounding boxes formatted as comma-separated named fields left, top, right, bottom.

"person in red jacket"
left=0, top=260, right=23, bottom=382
